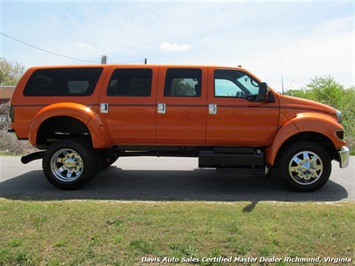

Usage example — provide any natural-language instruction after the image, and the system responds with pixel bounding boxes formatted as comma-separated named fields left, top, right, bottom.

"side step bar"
left=198, top=149, right=264, bottom=169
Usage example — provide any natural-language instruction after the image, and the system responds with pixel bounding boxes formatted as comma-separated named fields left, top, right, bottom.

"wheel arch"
left=265, top=118, right=340, bottom=166
left=273, top=132, right=336, bottom=167
left=29, top=103, right=113, bottom=149
left=36, top=116, right=91, bottom=148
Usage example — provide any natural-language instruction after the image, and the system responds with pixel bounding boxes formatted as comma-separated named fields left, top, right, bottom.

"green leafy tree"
left=305, top=75, right=344, bottom=109
left=285, top=88, right=314, bottom=100
left=341, top=87, right=355, bottom=153
left=287, top=75, right=344, bottom=108
left=0, top=57, right=25, bottom=85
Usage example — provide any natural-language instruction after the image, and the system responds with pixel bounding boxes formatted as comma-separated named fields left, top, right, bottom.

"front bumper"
left=338, top=146, right=350, bottom=168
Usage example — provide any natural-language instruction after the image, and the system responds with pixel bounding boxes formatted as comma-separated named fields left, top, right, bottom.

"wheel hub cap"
left=289, top=151, right=323, bottom=185
left=63, top=154, right=79, bottom=169
left=50, top=149, right=84, bottom=183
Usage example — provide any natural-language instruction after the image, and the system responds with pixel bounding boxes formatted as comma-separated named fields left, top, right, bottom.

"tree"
left=341, top=87, right=355, bottom=152
left=286, top=75, right=345, bottom=108
left=305, top=75, right=344, bottom=109
left=0, top=57, right=25, bottom=85
left=285, top=88, right=314, bottom=100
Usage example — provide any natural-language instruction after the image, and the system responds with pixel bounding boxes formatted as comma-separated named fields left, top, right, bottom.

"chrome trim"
left=338, top=146, right=350, bottom=168
left=336, top=109, right=342, bottom=123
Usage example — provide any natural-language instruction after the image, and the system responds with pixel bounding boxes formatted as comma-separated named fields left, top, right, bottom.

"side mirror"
left=257, top=82, right=269, bottom=102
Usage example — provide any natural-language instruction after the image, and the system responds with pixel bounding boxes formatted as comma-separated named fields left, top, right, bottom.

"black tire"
left=277, top=141, right=331, bottom=192
left=42, top=138, right=98, bottom=190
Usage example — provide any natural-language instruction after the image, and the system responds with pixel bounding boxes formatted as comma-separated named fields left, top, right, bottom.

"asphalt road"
left=0, top=156, right=354, bottom=202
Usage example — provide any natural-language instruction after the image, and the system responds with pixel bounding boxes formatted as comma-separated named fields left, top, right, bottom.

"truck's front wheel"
left=43, top=138, right=98, bottom=190
left=277, top=141, right=331, bottom=192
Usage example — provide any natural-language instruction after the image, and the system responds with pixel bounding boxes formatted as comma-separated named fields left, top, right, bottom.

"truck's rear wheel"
left=277, top=141, right=331, bottom=192
left=43, top=138, right=98, bottom=190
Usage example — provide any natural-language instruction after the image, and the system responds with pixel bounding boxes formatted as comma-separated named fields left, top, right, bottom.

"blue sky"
left=1, top=0, right=354, bottom=91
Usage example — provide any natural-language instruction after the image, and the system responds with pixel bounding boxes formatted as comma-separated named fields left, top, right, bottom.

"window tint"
left=107, top=69, right=152, bottom=97
left=214, top=70, right=260, bottom=98
left=23, top=68, right=103, bottom=96
left=164, top=69, right=202, bottom=97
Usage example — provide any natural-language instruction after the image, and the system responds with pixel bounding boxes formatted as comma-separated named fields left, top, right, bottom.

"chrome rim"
left=288, top=151, right=323, bottom=185
left=50, top=148, right=84, bottom=183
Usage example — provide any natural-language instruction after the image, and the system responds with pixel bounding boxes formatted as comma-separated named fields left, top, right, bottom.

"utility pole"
left=280, top=51, right=285, bottom=95
left=101, top=55, right=107, bottom=64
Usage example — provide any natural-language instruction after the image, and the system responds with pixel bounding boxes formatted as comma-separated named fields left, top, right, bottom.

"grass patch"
left=0, top=199, right=354, bottom=265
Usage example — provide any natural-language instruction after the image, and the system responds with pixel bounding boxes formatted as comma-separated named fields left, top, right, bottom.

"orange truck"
left=8, top=64, right=349, bottom=191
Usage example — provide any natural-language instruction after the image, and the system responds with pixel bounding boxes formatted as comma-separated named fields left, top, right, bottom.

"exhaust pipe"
left=21, top=151, right=45, bottom=164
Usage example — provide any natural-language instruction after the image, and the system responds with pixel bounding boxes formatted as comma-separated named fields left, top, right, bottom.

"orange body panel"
left=206, top=67, right=279, bottom=146
left=9, top=64, right=347, bottom=167
left=155, top=66, right=208, bottom=145
left=99, top=65, right=157, bottom=145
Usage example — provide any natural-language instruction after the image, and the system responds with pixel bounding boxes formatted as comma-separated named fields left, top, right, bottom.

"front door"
left=206, top=68, right=279, bottom=147
left=156, top=67, right=207, bottom=145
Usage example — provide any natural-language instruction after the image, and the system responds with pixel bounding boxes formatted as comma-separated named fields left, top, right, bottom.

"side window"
left=107, top=69, right=152, bottom=97
left=215, top=79, right=245, bottom=97
left=164, top=68, right=202, bottom=97
left=214, top=69, right=260, bottom=98
left=23, top=68, right=103, bottom=96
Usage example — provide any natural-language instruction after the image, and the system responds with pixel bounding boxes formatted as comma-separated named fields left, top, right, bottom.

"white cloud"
left=160, top=42, right=192, bottom=52
left=75, top=42, right=94, bottom=50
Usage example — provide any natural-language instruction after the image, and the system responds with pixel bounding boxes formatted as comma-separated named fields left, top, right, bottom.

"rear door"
left=99, top=66, right=157, bottom=144
left=156, top=67, right=207, bottom=145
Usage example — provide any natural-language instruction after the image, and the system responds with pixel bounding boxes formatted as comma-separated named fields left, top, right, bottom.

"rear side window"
left=107, top=68, right=152, bottom=97
left=164, top=68, right=202, bottom=97
left=23, top=68, right=103, bottom=96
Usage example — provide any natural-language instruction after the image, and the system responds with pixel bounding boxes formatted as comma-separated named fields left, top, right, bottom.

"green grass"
left=0, top=199, right=354, bottom=265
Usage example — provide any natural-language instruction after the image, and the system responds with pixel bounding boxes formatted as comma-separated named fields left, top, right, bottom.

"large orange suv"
left=8, top=64, right=349, bottom=191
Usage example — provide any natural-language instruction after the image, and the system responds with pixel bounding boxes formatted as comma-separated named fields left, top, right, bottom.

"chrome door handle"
left=100, top=103, right=108, bottom=113
left=209, top=104, right=217, bottom=115
left=157, top=103, right=166, bottom=114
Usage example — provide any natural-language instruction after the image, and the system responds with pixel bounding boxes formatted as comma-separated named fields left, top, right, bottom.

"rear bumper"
left=338, top=146, right=350, bottom=168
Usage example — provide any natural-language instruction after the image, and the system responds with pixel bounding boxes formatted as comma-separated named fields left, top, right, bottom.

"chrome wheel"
left=43, top=138, right=98, bottom=190
left=50, top=148, right=84, bottom=183
left=278, top=142, right=331, bottom=192
left=288, top=151, right=323, bottom=185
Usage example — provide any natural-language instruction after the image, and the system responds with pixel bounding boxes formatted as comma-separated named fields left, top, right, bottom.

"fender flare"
left=265, top=113, right=344, bottom=166
left=265, top=120, right=299, bottom=166
left=29, top=102, right=112, bottom=148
